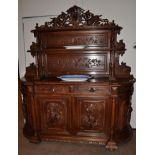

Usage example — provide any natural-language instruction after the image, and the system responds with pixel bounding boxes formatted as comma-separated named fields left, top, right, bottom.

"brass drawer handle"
left=88, top=87, right=96, bottom=92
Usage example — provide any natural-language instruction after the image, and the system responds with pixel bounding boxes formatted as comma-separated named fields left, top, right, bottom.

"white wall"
left=19, top=0, right=136, bottom=127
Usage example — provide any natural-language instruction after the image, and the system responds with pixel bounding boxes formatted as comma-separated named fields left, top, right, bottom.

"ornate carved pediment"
left=34, top=5, right=121, bottom=29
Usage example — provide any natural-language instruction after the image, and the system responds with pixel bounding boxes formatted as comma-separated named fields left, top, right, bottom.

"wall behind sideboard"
left=19, top=0, right=136, bottom=128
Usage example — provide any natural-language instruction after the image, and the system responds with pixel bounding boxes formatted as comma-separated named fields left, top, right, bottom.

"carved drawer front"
left=73, top=85, right=109, bottom=95
left=38, top=96, right=71, bottom=135
left=35, top=85, right=69, bottom=94
left=74, top=97, right=110, bottom=134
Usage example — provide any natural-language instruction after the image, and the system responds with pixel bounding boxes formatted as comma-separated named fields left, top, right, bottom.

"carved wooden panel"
left=38, top=96, right=70, bottom=133
left=44, top=53, right=109, bottom=77
left=75, top=97, right=107, bottom=132
left=42, top=32, right=109, bottom=48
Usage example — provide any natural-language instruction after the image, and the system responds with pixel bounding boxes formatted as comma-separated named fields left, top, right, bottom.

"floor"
left=18, top=89, right=136, bottom=155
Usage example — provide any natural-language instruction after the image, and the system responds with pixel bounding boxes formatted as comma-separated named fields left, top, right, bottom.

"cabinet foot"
left=29, top=132, right=41, bottom=144
left=29, top=136, right=41, bottom=144
left=105, top=140, right=118, bottom=151
left=23, top=124, right=41, bottom=144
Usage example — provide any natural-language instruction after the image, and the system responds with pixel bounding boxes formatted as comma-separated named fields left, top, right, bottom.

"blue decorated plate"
left=57, top=75, right=91, bottom=82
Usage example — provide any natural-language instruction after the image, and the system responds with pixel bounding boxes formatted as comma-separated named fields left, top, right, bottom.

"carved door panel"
left=37, top=95, right=71, bottom=135
left=73, top=97, right=110, bottom=135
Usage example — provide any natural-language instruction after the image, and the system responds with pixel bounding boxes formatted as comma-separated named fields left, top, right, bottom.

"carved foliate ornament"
left=46, top=102, right=64, bottom=127
left=28, top=42, right=39, bottom=57
left=34, top=5, right=121, bottom=30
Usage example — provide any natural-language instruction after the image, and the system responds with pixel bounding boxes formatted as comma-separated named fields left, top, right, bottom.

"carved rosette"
left=34, top=5, right=121, bottom=30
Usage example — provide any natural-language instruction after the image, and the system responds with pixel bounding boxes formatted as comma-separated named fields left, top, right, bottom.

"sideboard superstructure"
left=21, top=6, right=135, bottom=151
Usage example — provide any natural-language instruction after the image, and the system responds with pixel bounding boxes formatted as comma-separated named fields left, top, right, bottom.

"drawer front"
left=72, top=85, right=109, bottom=95
left=35, top=85, right=69, bottom=94
left=35, top=84, right=109, bottom=95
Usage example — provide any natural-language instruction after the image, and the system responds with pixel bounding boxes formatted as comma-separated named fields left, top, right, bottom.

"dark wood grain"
left=21, top=5, right=135, bottom=151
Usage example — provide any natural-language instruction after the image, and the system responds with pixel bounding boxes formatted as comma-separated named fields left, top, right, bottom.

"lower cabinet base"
left=23, top=124, right=133, bottom=151
left=21, top=80, right=135, bottom=151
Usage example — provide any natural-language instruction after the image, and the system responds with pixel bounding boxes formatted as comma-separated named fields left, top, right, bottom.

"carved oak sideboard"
left=21, top=6, right=135, bottom=151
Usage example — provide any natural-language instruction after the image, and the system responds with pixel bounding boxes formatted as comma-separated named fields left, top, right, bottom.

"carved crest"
left=35, top=5, right=121, bottom=29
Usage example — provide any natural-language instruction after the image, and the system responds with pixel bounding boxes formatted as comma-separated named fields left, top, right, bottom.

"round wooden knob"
left=88, top=87, right=96, bottom=92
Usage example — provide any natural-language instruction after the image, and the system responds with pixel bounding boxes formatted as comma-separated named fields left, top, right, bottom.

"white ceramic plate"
left=64, top=45, right=87, bottom=49
left=57, top=75, right=91, bottom=82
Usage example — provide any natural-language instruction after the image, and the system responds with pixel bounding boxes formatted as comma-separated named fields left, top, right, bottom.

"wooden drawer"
left=72, top=85, right=109, bottom=95
left=35, top=84, right=109, bottom=95
left=35, top=85, right=69, bottom=94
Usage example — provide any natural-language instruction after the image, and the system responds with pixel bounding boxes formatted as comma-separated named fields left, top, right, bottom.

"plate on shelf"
left=64, top=45, right=87, bottom=49
left=57, top=75, right=91, bottom=82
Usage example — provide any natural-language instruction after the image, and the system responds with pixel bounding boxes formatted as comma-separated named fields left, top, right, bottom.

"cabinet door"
left=73, top=96, right=110, bottom=135
left=37, top=95, right=71, bottom=135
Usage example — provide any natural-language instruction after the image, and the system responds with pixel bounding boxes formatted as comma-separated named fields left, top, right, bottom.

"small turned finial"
left=45, top=22, right=48, bottom=27
left=111, top=20, right=115, bottom=26
left=35, top=23, right=39, bottom=28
